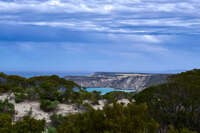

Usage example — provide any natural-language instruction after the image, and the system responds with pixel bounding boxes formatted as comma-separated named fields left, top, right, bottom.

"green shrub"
left=47, top=126, right=57, bottom=133
left=40, top=100, right=59, bottom=112
left=25, top=87, right=40, bottom=100
left=0, top=114, right=46, bottom=133
left=103, top=91, right=135, bottom=103
left=12, top=87, right=24, bottom=93
left=0, top=84, right=11, bottom=93
left=82, top=103, right=93, bottom=112
left=0, top=99, right=15, bottom=116
left=13, top=116, right=46, bottom=133
left=50, top=113, right=65, bottom=128
left=57, top=103, right=159, bottom=133
left=134, top=69, right=200, bottom=132
left=14, top=93, right=27, bottom=103
left=0, top=72, right=7, bottom=78
left=0, top=113, right=12, bottom=133
left=168, top=125, right=197, bottom=133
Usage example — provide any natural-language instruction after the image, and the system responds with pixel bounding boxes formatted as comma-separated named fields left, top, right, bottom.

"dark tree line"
left=134, top=69, right=200, bottom=133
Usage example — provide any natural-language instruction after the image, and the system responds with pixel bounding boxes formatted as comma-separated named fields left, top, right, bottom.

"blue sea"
left=3, top=71, right=90, bottom=78
left=3, top=71, right=136, bottom=94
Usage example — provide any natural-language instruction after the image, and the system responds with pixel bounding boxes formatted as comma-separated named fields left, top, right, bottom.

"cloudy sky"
left=0, top=0, right=200, bottom=72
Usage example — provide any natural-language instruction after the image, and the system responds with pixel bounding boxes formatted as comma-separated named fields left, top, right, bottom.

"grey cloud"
left=0, top=0, right=200, bottom=35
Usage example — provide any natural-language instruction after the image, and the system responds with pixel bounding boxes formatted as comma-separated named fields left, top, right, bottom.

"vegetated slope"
left=0, top=72, right=135, bottom=122
left=134, top=69, right=200, bottom=133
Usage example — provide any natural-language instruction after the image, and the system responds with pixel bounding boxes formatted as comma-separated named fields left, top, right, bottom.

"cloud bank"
left=0, top=0, right=200, bottom=35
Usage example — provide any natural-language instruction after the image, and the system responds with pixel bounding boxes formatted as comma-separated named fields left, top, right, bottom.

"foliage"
left=27, top=107, right=33, bottom=117
left=14, top=92, right=27, bottom=103
left=81, top=102, right=94, bottom=112
left=0, top=113, right=12, bottom=133
left=134, top=69, right=200, bottom=132
left=2, top=70, right=200, bottom=132
left=0, top=84, right=11, bottom=93
left=0, top=72, right=83, bottom=105
left=40, top=99, right=60, bottom=112
left=89, top=91, right=101, bottom=105
left=79, top=90, right=102, bottom=105
left=0, top=114, right=46, bottom=133
left=0, top=99, right=15, bottom=116
left=13, top=116, right=46, bottom=133
left=35, top=81, right=62, bottom=101
left=103, top=91, right=135, bottom=103
left=28, top=75, right=80, bottom=89
left=168, top=125, right=197, bottom=133
left=7, top=75, right=27, bottom=89
left=47, top=126, right=57, bottom=133
left=50, top=113, right=66, bottom=128
left=25, top=87, right=40, bottom=100
left=57, top=103, right=159, bottom=133
left=0, top=72, right=7, bottom=78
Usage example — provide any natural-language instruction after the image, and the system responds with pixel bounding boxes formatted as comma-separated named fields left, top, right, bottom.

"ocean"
left=3, top=71, right=90, bottom=78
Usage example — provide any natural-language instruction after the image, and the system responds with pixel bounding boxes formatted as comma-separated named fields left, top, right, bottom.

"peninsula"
left=65, top=72, right=169, bottom=92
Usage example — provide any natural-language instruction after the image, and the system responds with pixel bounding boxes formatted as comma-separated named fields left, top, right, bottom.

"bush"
left=82, top=103, right=93, bottom=112
left=25, top=87, right=40, bottom=100
left=7, top=75, right=26, bottom=88
left=134, top=69, right=200, bottom=132
left=0, top=99, right=15, bottom=116
left=40, top=100, right=59, bottom=112
left=11, top=87, right=25, bottom=93
left=13, top=116, right=46, bottom=133
left=168, top=125, right=197, bottom=133
left=0, top=114, right=46, bottom=133
left=50, top=113, right=66, bottom=128
left=0, top=84, right=11, bottom=93
left=47, top=126, right=57, bottom=133
left=0, top=113, right=12, bottom=133
left=57, top=103, right=159, bottom=133
left=14, top=93, right=27, bottom=103
left=103, top=91, right=135, bottom=102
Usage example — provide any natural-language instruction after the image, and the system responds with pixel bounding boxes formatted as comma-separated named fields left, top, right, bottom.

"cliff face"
left=65, top=72, right=169, bottom=92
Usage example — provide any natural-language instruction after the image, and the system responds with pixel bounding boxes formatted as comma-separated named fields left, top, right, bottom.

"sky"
left=0, top=0, right=200, bottom=73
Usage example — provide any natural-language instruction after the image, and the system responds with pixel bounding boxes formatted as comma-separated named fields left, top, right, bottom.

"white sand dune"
left=92, top=100, right=106, bottom=110
left=0, top=93, right=130, bottom=122
left=117, top=99, right=130, bottom=105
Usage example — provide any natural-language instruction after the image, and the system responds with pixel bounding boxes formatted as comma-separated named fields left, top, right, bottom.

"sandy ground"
left=14, top=102, right=78, bottom=122
left=57, top=104, right=78, bottom=115
left=92, top=100, right=106, bottom=110
left=0, top=93, right=130, bottom=122
left=0, top=93, right=78, bottom=123
left=14, top=101, right=50, bottom=122
left=91, top=99, right=131, bottom=110
left=117, top=99, right=130, bottom=105
left=0, top=93, right=11, bottom=101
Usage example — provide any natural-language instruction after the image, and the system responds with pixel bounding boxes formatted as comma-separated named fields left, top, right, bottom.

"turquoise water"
left=60, top=87, right=135, bottom=95
left=86, top=88, right=136, bottom=95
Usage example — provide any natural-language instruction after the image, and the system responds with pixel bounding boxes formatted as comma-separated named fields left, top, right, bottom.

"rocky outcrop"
left=65, top=72, right=169, bottom=92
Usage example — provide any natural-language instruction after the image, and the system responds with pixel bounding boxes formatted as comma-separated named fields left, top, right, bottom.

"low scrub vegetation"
left=0, top=70, right=200, bottom=133
left=0, top=114, right=46, bottom=133
left=40, top=100, right=60, bottom=112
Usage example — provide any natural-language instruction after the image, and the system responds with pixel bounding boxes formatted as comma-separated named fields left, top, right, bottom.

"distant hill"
left=65, top=72, right=169, bottom=92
